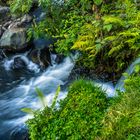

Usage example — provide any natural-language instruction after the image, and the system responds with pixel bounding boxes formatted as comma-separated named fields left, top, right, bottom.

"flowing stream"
left=0, top=54, right=74, bottom=140
left=0, top=52, right=140, bottom=140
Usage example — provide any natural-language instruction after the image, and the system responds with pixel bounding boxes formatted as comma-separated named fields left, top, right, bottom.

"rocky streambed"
left=0, top=3, right=67, bottom=140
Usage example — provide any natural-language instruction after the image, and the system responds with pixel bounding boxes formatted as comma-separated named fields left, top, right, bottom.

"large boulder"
left=0, top=28, right=28, bottom=50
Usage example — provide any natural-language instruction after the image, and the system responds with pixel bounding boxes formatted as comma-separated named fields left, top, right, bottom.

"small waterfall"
left=115, top=57, right=140, bottom=91
left=95, top=57, right=140, bottom=97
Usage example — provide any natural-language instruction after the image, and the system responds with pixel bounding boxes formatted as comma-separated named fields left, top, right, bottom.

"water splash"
left=0, top=55, right=74, bottom=139
left=95, top=82, right=115, bottom=97
left=3, top=54, right=40, bottom=73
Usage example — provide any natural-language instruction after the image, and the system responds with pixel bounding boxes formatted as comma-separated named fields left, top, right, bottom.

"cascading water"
left=97, top=57, right=140, bottom=97
left=0, top=54, right=74, bottom=140
left=1, top=50, right=139, bottom=139
left=115, top=57, right=140, bottom=91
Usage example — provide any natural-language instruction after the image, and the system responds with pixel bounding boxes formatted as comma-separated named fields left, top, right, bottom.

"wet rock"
left=0, top=6, right=9, bottom=15
left=29, top=47, right=51, bottom=69
left=0, top=25, right=4, bottom=37
left=8, top=22, right=23, bottom=29
left=28, top=38, right=53, bottom=69
left=0, top=6, right=10, bottom=23
left=40, top=47, right=51, bottom=67
left=12, top=56, right=27, bottom=69
left=8, top=14, right=33, bottom=29
left=3, top=20, right=12, bottom=29
left=0, top=49, right=6, bottom=60
left=21, top=14, right=33, bottom=24
left=0, top=28, right=28, bottom=51
left=55, top=54, right=64, bottom=64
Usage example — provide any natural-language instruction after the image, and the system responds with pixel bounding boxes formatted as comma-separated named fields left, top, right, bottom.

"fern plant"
left=10, top=0, right=33, bottom=15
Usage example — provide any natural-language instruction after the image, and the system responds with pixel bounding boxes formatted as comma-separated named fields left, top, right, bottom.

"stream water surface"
left=0, top=54, right=74, bottom=140
left=0, top=53, right=140, bottom=140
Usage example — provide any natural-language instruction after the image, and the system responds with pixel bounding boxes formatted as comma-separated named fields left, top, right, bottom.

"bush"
left=27, top=79, right=108, bottom=140
left=97, top=76, right=140, bottom=140
left=9, top=0, right=140, bottom=79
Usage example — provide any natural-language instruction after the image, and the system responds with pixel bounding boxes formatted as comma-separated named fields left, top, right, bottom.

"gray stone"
left=8, top=22, right=22, bottom=29
left=0, top=25, right=3, bottom=37
left=8, top=14, right=32, bottom=29
left=0, top=6, right=10, bottom=23
left=0, top=6, right=9, bottom=15
left=21, top=14, right=33, bottom=24
left=3, top=20, right=12, bottom=28
left=12, top=56, right=27, bottom=69
left=0, top=28, right=27, bottom=50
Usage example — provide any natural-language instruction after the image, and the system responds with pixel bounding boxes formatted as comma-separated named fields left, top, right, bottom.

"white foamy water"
left=3, top=54, right=40, bottom=73
left=95, top=82, right=115, bottom=97
left=0, top=56, right=74, bottom=139
left=1, top=52, right=139, bottom=139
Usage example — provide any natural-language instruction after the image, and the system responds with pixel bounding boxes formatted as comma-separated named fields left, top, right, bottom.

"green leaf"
left=21, top=108, right=35, bottom=114
left=36, top=88, right=47, bottom=108
left=51, top=86, right=61, bottom=109
left=103, top=24, right=113, bottom=32
left=94, top=0, right=103, bottom=6
left=135, top=65, right=140, bottom=73
left=96, top=43, right=102, bottom=51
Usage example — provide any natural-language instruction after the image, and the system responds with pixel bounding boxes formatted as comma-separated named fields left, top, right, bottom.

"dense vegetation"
left=4, top=0, right=140, bottom=139
left=27, top=76, right=140, bottom=140
left=27, top=80, right=108, bottom=140
left=98, top=75, right=140, bottom=140
left=6, top=0, right=140, bottom=80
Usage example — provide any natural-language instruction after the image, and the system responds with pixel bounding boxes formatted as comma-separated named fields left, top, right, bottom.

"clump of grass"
left=97, top=76, right=140, bottom=140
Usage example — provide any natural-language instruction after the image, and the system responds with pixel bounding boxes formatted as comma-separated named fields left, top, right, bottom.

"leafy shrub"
left=70, top=0, right=140, bottom=75
left=9, top=0, right=33, bottom=15
left=9, top=0, right=140, bottom=78
left=27, top=79, right=108, bottom=140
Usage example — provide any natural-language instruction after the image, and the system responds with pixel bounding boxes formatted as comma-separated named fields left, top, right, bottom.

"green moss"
left=27, top=79, right=108, bottom=140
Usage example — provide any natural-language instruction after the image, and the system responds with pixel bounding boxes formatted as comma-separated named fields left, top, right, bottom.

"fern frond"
left=108, top=44, right=123, bottom=56
left=102, top=16, right=124, bottom=26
